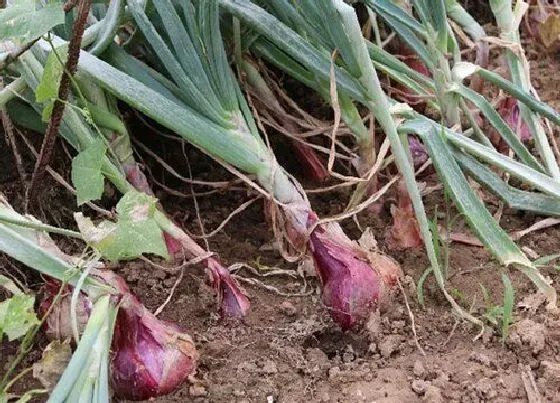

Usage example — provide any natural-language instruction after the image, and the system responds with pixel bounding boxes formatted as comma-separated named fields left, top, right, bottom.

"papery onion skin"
left=38, top=279, right=91, bottom=341
left=207, top=260, right=250, bottom=318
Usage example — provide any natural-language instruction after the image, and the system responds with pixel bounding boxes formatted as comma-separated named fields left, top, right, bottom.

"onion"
left=309, top=221, right=400, bottom=330
left=499, top=96, right=531, bottom=143
left=206, top=259, right=250, bottom=318
left=110, top=295, right=198, bottom=400
left=123, top=161, right=250, bottom=318
left=39, top=279, right=91, bottom=341
left=408, top=135, right=429, bottom=168
left=39, top=270, right=198, bottom=400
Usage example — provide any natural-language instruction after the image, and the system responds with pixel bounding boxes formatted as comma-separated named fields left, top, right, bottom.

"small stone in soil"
left=306, top=348, right=330, bottom=372
left=261, top=359, right=278, bottom=374
left=154, top=269, right=166, bottom=280
left=474, top=377, right=497, bottom=399
left=411, top=379, right=428, bottom=395
left=423, top=385, right=444, bottom=403
left=237, top=361, right=258, bottom=373
left=365, top=311, right=381, bottom=337
left=319, top=391, right=330, bottom=402
left=413, top=360, right=426, bottom=378
left=541, top=360, right=560, bottom=385
left=328, top=366, right=341, bottom=379
left=469, top=352, right=492, bottom=367
left=342, top=352, right=355, bottom=363
left=189, top=385, right=207, bottom=397
left=279, top=301, right=297, bottom=316
left=378, top=334, right=402, bottom=358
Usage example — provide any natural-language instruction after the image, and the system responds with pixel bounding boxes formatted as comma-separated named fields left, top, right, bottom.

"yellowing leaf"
left=538, top=14, right=560, bottom=49
left=32, top=340, right=72, bottom=390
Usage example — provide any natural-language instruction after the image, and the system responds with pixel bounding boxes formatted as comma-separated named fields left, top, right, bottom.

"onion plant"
left=0, top=197, right=198, bottom=402
left=6, top=22, right=250, bottom=317
left=2, top=0, right=560, bottom=345
left=218, top=0, right=559, bottom=317
left=64, top=0, right=398, bottom=329
left=0, top=196, right=117, bottom=403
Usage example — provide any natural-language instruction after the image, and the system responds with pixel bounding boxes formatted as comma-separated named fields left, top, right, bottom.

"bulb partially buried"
left=39, top=270, right=198, bottom=401
left=309, top=222, right=400, bottom=330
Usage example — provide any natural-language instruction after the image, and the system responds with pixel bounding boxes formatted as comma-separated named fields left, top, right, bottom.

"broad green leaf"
left=115, top=190, right=157, bottom=219
left=0, top=294, right=39, bottom=341
left=40, top=100, right=54, bottom=122
left=71, top=138, right=106, bottom=205
left=0, top=2, right=64, bottom=44
left=35, top=46, right=68, bottom=103
left=75, top=190, right=168, bottom=261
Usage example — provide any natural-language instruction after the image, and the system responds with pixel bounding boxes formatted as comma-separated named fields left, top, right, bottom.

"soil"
left=2, top=10, right=560, bottom=403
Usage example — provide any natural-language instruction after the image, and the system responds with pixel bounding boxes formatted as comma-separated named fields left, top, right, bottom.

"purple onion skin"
left=110, top=295, right=198, bottom=400
left=408, top=136, right=428, bottom=168
left=309, top=223, right=400, bottom=330
left=502, top=97, right=531, bottom=143
left=207, top=260, right=250, bottom=318
left=94, top=271, right=198, bottom=401
left=39, top=271, right=199, bottom=401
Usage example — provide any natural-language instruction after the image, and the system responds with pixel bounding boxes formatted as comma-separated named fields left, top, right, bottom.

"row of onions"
left=1, top=0, right=560, bottom=400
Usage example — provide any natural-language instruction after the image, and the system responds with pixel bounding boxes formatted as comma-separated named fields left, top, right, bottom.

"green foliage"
left=501, top=273, right=514, bottom=341
left=416, top=266, right=433, bottom=307
left=35, top=45, right=68, bottom=121
left=0, top=1, right=64, bottom=45
left=480, top=274, right=515, bottom=341
left=75, top=190, right=169, bottom=261
left=534, top=254, right=560, bottom=269
left=71, top=138, right=107, bottom=205
left=0, top=294, right=39, bottom=342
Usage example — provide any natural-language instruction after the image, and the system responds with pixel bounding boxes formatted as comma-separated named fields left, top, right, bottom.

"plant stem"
left=28, top=0, right=92, bottom=198
left=0, top=213, right=83, bottom=239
